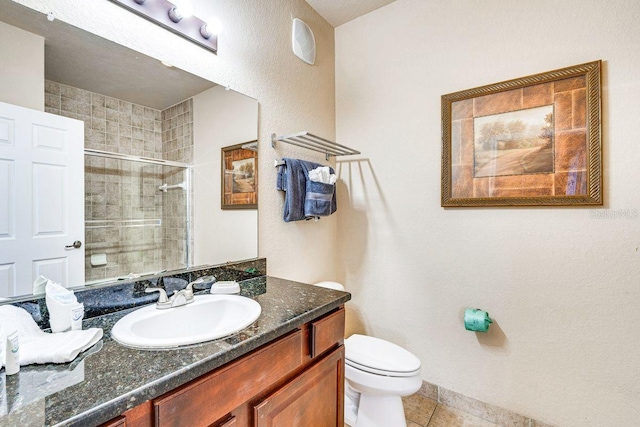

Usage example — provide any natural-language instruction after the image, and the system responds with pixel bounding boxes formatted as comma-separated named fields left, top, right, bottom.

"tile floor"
left=402, top=393, right=504, bottom=427
left=345, top=394, right=511, bottom=427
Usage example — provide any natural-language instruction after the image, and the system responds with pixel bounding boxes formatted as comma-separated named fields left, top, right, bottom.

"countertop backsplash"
left=4, top=258, right=267, bottom=330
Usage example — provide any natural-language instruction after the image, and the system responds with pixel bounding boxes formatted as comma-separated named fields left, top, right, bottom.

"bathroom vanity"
left=0, top=275, right=350, bottom=427
left=104, top=307, right=345, bottom=427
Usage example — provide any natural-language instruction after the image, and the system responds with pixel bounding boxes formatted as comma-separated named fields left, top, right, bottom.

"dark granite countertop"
left=0, top=276, right=350, bottom=427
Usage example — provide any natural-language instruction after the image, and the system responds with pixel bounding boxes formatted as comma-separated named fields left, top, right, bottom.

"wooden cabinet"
left=254, top=346, right=344, bottom=427
left=111, top=307, right=345, bottom=427
left=154, top=330, right=304, bottom=427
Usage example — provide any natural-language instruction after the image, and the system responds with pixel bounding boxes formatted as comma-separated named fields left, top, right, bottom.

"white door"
left=0, top=101, right=84, bottom=297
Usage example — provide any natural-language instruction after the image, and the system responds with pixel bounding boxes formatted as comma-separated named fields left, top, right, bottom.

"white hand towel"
left=45, top=280, right=78, bottom=333
left=33, top=275, right=49, bottom=295
left=0, top=305, right=103, bottom=366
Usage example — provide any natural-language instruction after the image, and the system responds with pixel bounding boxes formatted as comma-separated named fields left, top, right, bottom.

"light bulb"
left=200, top=16, right=223, bottom=39
left=168, top=0, right=194, bottom=22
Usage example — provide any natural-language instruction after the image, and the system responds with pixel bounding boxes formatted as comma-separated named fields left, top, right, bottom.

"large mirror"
left=0, top=2, right=258, bottom=298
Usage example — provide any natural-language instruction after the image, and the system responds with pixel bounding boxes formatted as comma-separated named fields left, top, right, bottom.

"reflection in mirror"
left=82, top=153, right=190, bottom=284
left=0, top=2, right=258, bottom=298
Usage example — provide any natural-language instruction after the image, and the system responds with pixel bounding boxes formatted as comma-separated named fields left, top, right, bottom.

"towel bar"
left=271, top=131, right=360, bottom=161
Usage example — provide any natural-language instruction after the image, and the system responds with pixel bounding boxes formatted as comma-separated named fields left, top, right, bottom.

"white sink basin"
left=111, top=294, right=261, bottom=349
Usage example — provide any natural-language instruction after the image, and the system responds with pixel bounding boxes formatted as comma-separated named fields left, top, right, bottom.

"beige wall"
left=15, top=0, right=338, bottom=281
left=193, top=86, right=258, bottom=265
left=335, top=0, right=640, bottom=426
left=0, top=20, right=44, bottom=110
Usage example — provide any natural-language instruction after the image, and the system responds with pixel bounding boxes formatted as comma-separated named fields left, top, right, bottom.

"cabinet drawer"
left=215, top=416, right=237, bottom=426
left=122, top=400, right=153, bottom=427
left=97, top=416, right=125, bottom=427
left=310, top=308, right=345, bottom=358
left=154, top=330, right=303, bottom=427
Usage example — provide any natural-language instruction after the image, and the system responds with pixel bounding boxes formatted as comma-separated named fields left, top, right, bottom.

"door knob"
left=65, top=240, right=82, bottom=249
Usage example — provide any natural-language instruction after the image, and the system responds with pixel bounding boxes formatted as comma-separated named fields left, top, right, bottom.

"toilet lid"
left=345, top=334, right=421, bottom=377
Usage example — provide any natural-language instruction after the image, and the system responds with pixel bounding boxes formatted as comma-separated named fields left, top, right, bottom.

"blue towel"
left=305, top=180, right=336, bottom=218
left=276, top=158, right=336, bottom=222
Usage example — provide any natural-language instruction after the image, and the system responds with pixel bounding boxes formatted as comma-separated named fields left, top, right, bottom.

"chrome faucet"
left=144, top=276, right=215, bottom=309
left=145, top=285, right=194, bottom=309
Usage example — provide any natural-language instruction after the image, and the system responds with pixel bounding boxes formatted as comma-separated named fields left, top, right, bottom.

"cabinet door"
left=254, top=346, right=344, bottom=427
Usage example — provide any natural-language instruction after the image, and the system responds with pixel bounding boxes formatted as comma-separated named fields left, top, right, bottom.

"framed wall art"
left=441, top=60, right=602, bottom=207
left=221, top=142, right=258, bottom=209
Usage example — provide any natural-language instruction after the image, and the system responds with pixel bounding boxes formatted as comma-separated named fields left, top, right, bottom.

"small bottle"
left=5, top=331, right=20, bottom=375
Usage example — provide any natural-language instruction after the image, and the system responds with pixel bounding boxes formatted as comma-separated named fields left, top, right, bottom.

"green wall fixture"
left=464, top=308, right=493, bottom=333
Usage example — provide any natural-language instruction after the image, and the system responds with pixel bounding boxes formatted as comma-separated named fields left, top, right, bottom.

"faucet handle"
left=183, top=282, right=197, bottom=302
left=171, top=291, right=189, bottom=307
left=186, top=275, right=216, bottom=292
left=185, top=281, right=197, bottom=294
left=145, top=287, right=169, bottom=303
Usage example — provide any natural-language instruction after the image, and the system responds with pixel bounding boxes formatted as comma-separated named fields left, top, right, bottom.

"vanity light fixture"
left=200, top=16, right=223, bottom=39
left=167, top=0, right=193, bottom=23
left=107, top=0, right=218, bottom=54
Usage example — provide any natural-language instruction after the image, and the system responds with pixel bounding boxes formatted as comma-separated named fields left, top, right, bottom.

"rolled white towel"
left=45, top=280, right=78, bottom=333
left=308, top=166, right=337, bottom=185
left=0, top=305, right=102, bottom=366
left=33, top=275, right=49, bottom=294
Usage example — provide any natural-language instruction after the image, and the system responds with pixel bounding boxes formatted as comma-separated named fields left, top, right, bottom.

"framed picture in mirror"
left=222, top=142, right=258, bottom=209
left=441, top=60, right=602, bottom=207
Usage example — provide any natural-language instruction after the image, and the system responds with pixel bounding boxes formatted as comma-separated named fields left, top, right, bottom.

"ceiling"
left=305, top=0, right=396, bottom=27
left=0, top=0, right=398, bottom=109
left=0, top=1, right=215, bottom=110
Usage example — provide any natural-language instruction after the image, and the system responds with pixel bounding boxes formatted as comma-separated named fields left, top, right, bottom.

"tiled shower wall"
left=161, top=99, right=193, bottom=271
left=44, top=80, right=193, bottom=282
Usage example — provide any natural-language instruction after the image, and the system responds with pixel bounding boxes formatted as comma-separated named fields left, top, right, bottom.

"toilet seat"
left=346, top=359, right=420, bottom=377
left=345, top=334, right=421, bottom=377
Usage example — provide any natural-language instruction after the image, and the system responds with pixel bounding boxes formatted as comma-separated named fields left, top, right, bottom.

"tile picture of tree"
left=474, top=105, right=554, bottom=178
left=441, top=61, right=602, bottom=207
left=222, top=142, right=258, bottom=209
left=231, top=158, right=256, bottom=193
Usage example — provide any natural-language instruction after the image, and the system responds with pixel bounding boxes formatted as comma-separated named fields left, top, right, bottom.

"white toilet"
left=313, top=282, right=422, bottom=427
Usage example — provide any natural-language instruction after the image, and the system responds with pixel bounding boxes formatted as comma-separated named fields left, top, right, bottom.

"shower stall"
left=84, top=149, right=191, bottom=283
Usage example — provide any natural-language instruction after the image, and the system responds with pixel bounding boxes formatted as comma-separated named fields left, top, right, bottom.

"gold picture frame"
left=221, top=142, right=258, bottom=210
left=441, top=60, right=602, bottom=207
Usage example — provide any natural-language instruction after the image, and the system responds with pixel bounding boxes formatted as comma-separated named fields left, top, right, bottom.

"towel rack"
left=271, top=131, right=360, bottom=161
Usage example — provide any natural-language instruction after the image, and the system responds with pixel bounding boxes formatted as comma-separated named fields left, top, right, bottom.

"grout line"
left=424, top=403, right=438, bottom=427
